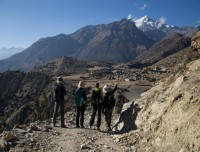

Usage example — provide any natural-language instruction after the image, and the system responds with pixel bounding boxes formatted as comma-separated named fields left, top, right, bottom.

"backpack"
left=106, top=95, right=116, bottom=108
left=53, top=84, right=61, bottom=102
left=76, top=89, right=85, bottom=106
left=92, top=89, right=102, bottom=105
left=54, top=83, right=66, bottom=102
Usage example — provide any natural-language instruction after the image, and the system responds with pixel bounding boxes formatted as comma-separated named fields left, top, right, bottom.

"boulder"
left=2, top=131, right=17, bottom=142
left=112, top=101, right=141, bottom=132
left=191, top=31, right=200, bottom=49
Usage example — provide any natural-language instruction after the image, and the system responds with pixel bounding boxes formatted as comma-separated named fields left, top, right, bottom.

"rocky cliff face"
left=136, top=59, right=200, bottom=151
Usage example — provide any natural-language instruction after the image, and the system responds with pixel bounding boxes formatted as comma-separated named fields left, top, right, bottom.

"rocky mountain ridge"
left=127, top=33, right=191, bottom=68
left=0, top=18, right=154, bottom=72
left=32, top=56, right=91, bottom=76
left=71, top=18, right=154, bottom=62
left=0, top=34, right=80, bottom=72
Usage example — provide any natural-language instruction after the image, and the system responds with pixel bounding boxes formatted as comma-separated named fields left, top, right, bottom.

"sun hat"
left=56, top=76, right=63, bottom=84
left=102, top=84, right=112, bottom=93
left=78, top=81, right=85, bottom=88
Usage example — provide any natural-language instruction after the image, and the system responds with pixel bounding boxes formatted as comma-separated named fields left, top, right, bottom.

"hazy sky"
left=0, top=0, right=200, bottom=48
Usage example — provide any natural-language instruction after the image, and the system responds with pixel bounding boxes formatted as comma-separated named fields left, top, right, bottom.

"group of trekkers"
left=52, top=76, right=118, bottom=131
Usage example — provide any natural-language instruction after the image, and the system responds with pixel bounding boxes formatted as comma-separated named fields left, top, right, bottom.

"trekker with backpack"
left=52, top=76, right=67, bottom=128
left=102, top=84, right=118, bottom=131
left=75, top=81, right=87, bottom=128
left=89, top=82, right=103, bottom=130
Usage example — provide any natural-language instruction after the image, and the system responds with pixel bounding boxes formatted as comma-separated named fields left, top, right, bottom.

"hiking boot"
left=75, top=125, right=80, bottom=128
left=61, top=125, right=67, bottom=128
left=81, top=125, right=85, bottom=128
left=97, top=127, right=100, bottom=131
left=106, top=127, right=112, bottom=131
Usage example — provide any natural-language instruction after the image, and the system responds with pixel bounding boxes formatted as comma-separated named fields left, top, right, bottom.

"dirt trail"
left=6, top=114, right=127, bottom=152
left=44, top=109, right=124, bottom=152
left=46, top=127, right=122, bottom=152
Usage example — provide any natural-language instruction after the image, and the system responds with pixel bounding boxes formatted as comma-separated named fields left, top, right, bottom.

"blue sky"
left=0, top=0, right=200, bottom=48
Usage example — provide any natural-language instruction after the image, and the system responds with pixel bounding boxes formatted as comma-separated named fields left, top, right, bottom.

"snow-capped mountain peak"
left=139, top=16, right=154, bottom=22
left=134, top=16, right=158, bottom=31
left=134, top=16, right=172, bottom=31
left=133, top=16, right=194, bottom=41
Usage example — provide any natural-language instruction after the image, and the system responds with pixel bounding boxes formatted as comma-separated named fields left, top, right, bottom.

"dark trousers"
left=53, top=101, right=65, bottom=126
left=89, top=103, right=102, bottom=128
left=104, top=108, right=114, bottom=129
left=76, top=104, right=85, bottom=127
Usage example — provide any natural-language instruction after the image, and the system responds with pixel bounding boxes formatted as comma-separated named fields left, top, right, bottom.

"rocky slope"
left=127, top=33, right=191, bottom=68
left=191, top=31, right=200, bottom=49
left=113, top=58, right=200, bottom=152
left=112, top=31, right=200, bottom=152
left=151, top=46, right=200, bottom=72
left=0, top=71, right=50, bottom=131
left=150, top=31, right=200, bottom=71
left=185, top=25, right=200, bottom=38
left=32, top=56, right=91, bottom=76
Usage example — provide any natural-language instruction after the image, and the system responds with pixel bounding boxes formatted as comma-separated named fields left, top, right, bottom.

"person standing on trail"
left=52, top=76, right=67, bottom=128
left=89, top=82, right=103, bottom=130
left=102, top=84, right=118, bottom=131
left=75, top=81, right=87, bottom=128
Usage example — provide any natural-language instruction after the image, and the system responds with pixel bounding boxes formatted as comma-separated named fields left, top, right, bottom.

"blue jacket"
left=75, top=88, right=87, bottom=106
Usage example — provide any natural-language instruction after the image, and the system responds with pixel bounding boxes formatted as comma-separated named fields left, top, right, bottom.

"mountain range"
left=134, top=16, right=194, bottom=41
left=0, top=16, right=197, bottom=72
left=0, top=47, right=25, bottom=60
